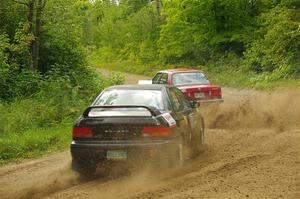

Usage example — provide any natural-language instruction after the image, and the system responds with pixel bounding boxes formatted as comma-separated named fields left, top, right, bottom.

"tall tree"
left=155, top=0, right=161, bottom=16
left=32, top=0, right=46, bottom=70
left=10, top=0, right=46, bottom=70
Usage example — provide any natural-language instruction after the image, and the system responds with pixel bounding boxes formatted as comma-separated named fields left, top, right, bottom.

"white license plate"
left=195, top=92, right=205, bottom=98
left=107, top=150, right=128, bottom=160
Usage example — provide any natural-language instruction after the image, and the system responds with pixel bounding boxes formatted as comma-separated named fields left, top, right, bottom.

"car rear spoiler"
left=82, top=105, right=161, bottom=118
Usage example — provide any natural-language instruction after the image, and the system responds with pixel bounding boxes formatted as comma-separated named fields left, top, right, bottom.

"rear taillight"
left=72, top=127, right=93, bottom=138
left=142, top=126, right=172, bottom=137
left=211, top=88, right=221, bottom=96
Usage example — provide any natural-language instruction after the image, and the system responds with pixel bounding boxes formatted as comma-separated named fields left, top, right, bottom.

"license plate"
left=195, top=92, right=205, bottom=98
left=106, top=150, right=127, bottom=160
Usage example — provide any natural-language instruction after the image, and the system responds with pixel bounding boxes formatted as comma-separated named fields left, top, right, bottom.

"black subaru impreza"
left=71, top=84, right=204, bottom=176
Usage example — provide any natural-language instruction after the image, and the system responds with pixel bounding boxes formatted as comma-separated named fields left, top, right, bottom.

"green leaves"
left=244, top=3, right=300, bottom=75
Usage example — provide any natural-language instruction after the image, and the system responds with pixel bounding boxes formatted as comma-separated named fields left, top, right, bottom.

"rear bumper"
left=196, top=98, right=224, bottom=103
left=70, top=139, right=177, bottom=161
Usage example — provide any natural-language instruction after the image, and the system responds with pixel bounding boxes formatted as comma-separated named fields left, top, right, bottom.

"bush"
left=0, top=124, right=71, bottom=164
left=0, top=68, right=41, bottom=101
left=0, top=65, right=124, bottom=163
left=0, top=66, right=124, bottom=135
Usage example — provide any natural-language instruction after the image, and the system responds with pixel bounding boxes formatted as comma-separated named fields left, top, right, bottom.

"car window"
left=152, top=73, right=162, bottom=84
left=173, top=88, right=191, bottom=110
left=94, top=89, right=164, bottom=110
left=169, top=88, right=184, bottom=112
left=172, top=72, right=210, bottom=86
left=88, top=107, right=152, bottom=117
left=158, top=73, right=168, bottom=84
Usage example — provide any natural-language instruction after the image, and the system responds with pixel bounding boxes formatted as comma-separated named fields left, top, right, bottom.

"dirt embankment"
left=1, top=70, right=299, bottom=199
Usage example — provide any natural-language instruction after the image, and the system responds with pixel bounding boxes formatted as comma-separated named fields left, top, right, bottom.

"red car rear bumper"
left=194, top=98, right=224, bottom=103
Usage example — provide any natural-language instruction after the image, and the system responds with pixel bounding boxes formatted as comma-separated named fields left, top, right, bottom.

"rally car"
left=71, top=84, right=204, bottom=177
left=152, top=69, right=223, bottom=103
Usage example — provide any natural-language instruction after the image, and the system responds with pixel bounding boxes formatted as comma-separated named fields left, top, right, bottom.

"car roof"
left=157, top=68, right=202, bottom=74
left=106, top=84, right=172, bottom=90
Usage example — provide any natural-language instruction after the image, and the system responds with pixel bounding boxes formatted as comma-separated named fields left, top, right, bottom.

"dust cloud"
left=203, top=89, right=300, bottom=132
left=18, top=163, right=80, bottom=199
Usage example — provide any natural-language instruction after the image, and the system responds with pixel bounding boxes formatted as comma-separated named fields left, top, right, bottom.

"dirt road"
left=1, top=69, right=300, bottom=199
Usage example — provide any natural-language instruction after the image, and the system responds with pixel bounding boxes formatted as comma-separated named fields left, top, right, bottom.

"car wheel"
left=71, top=158, right=96, bottom=179
left=191, top=116, right=205, bottom=153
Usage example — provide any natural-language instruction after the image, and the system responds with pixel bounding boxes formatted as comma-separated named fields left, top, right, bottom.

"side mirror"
left=191, top=101, right=200, bottom=108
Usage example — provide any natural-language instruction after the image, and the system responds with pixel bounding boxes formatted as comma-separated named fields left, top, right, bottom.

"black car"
left=71, top=84, right=204, bottom=176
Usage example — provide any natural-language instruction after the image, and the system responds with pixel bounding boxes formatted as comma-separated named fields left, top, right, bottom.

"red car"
left=152, top=69, right=223, bottom=103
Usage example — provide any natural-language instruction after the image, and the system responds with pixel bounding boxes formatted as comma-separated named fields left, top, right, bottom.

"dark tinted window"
left=169, top=89, right=183, bottom=112
left=153, top=73, right=168, bottom=84
left=158, top=73, right=168, bottom=84
left=173, top=88, right=191, bottom=110
left=153, top=73, right=162, bottom=84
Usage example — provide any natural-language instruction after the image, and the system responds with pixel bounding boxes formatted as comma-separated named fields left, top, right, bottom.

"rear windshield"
left=172, top=72, right=210, bottom=86
left=88, top=107, right=152, bottom=117
left=94, top=89, right=164, bottom=110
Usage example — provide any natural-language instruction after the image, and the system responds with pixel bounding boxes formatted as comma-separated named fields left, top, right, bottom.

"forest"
left=0, top=0, right=299, bottom=163
left=86, top=0, right=300, bottom=87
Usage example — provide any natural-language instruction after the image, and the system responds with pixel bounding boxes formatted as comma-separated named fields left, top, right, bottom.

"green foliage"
left=244, top=2, right=300, bottom=75
left=86, top=0, right=299, bottom=82
left=158, top=0, right=257, bottom=63
left=107, top=72, right=125, bottom=86
left=0, top=0, right=26, bottom=40
left=84, top=2, right=160, bottom=63
left=39, top=0, right=86, bottom=73
left=0, top=0, right=127, bottom=164
left=0, top=67, right=124, bottom=163
left=0, top=66, right=123, bottom=134
left=0, top=124, right=71, bottom=164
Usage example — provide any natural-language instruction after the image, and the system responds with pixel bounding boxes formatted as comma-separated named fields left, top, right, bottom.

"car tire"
left=191, top=116, right=205, bottom=153
left=71, top=158, right=97, bottom=179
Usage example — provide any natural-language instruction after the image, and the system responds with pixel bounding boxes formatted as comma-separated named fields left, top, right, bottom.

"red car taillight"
left=211, top=88, right=221, bottom=97
left=211, top=90, right=220, bottom=96
left=142, top=126, right=172, bottom=137
left=72, top=127, right=93, bottom=138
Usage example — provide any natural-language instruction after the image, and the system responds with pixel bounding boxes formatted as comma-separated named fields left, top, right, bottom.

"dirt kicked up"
left=0, top=70, right=299, bottom=199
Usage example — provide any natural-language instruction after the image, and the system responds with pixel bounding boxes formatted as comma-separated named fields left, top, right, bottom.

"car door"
left=168, top=87, right=193, bottom=141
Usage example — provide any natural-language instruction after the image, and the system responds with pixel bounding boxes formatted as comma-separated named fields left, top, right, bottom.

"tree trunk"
left=27, top=0, right=35, bottom=70
left=27, top=0, right=35, bottom=32
left=155, top=0, right=161, bottom=16
left=32, top=0, right=46, bottom=70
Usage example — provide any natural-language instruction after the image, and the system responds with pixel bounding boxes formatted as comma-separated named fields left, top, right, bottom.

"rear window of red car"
left=172, top=72, right=210, bottom=86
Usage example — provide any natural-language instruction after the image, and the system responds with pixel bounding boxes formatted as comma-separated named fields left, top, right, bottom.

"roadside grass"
left=0, top=68, right=125, bottom=165
left=0, top=123, right=71, bottom=165
left=88, top=54, right=300, bottom=90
